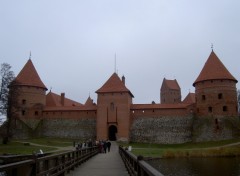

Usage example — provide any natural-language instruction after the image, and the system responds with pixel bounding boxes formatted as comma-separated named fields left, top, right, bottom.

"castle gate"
left=108, top=125, right=117, bottom=141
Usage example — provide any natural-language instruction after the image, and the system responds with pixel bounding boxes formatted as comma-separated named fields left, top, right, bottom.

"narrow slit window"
left=208, top=107, right=212, bottom=113
left=218, top=93, right=223, bottom=99
left=223, top=106, right=228, bottom=112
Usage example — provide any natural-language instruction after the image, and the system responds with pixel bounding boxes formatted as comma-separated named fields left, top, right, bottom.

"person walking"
left=107, top=140, right=111, bottom=152
left=103, top=140, right=108, bottom=153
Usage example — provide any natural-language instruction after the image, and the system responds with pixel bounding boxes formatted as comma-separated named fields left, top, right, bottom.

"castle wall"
left=41, top=110, right=96, bottom=139
left=192, top=116, right=240, bottom=142
left=42, top=118, right=96, bottom=140
left=43, top=110, right=96, bottom=119
left=130, top=115, right=193, bottom=144
left=130, top=108, right=194, bottom=144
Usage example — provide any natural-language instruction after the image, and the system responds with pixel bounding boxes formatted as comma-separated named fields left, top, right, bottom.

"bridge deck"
left=67, top=141, right=129, bottom=176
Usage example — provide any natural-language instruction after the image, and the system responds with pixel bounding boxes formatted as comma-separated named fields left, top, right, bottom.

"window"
left=22, top=110, right=25, bottom=116
left=223, top=106, right=228, bottom=112
left=35, top=111, right=38, bottom=116
left=110, top=102, right=114, bottom=111
left=218, top=93, right=223, bottom=99
left=208, top=107, right=212, bottom=113
left=22, top=99, right=26, bottom=105
left=202, top=95, right=206, bottom=101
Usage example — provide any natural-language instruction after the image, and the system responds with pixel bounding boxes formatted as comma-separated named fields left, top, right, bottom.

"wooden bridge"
left=0, top=142, right=163, bottom=176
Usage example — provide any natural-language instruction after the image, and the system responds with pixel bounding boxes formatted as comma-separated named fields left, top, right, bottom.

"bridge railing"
left=0, top=146, right=99, bottom=176
left=119, top=146, right=163, bottom=176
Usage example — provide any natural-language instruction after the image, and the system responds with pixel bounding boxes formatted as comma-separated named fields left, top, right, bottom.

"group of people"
left=74, top=139, right=112, bottom=153
left=97, top=140, right=111, bottom=153
left=74, top=139, right=94, bottom=150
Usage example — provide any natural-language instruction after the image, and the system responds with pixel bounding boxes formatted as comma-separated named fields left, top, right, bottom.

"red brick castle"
left=9, top=50, right=239, bottom=143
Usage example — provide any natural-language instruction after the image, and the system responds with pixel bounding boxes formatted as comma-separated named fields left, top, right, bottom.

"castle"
left=8, top=50, right=239, bottom=143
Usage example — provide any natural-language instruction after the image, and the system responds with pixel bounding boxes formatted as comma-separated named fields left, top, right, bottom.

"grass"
left=0, top=137, right=75, bottom=155
left=119, top=138, right=240, bottom=158
left=21, top=137, right=74, bottom=147
left=0, top=141, right=57, bottom=155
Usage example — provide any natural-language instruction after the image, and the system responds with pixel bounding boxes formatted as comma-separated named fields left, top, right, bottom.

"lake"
left=148, top=157, right=240, bottom=176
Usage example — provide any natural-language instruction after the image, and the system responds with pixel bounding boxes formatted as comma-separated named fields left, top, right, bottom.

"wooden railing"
left=0, top=146, right=99, bottom=176
left=119, top=146, right=163, bottom=176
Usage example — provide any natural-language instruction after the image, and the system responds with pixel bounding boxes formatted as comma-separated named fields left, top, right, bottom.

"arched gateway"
left=108, top=125, right=117, bottom=141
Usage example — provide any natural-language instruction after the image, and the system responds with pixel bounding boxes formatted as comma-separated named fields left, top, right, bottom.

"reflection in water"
left=148, top=157, right=240, bottom=176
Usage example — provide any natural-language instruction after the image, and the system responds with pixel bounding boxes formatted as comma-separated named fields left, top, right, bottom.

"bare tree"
left=0, top=63, right=15, bottom=115
left=0, top=63, right=17, bottom=144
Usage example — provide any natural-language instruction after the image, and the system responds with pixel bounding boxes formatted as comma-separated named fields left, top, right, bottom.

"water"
left=148, top=157, right=240, bottom=176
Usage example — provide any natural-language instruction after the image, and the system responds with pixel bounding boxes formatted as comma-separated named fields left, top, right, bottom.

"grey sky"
left=1, top=0, right=239, bottom=104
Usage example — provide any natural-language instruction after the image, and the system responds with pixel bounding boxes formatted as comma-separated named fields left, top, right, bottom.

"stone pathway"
left=67, top=141, right=129, bottom=176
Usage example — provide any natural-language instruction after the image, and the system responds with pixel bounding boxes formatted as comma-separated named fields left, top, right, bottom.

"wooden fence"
left=119, top=146, right=163, bottom=176
left=0, top=146, right=99, bottom=176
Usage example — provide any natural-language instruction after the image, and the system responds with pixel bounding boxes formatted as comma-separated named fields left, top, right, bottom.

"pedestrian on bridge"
left=107, top=140, right=111, bottom=152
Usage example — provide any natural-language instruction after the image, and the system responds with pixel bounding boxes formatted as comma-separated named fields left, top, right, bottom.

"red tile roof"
left=193, top=51, right=237, bottom=86
left=161, top=78, right=180, bottom=90
left=96, top=73, right=134, bottom=97
left=84, top=96, right=96, bottom=108
left=14, top=59, right=47, bottom=90
left=182, top=93, right=195, bottom=104
left=46, top=92, right=82, bottom=107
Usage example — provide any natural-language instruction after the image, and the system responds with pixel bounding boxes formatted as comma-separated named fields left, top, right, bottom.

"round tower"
left=12, top=59, right=47, bottom=118
left=193, top=51, right=238, bottom=117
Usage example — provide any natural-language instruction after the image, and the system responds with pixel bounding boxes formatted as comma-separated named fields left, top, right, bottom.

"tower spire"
left=114, top=53, right=117, bottom=73
left=211, top=43, right=213, bottom=51
left=29, top=51, right=31, bottom=60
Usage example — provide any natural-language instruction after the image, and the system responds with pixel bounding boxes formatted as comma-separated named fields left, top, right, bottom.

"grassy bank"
left=0, top=137, right=75, bottom=155
left=121, top=138, right=240, bottom=158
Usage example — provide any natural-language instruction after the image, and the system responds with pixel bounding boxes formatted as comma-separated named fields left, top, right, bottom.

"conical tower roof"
left=193, top=51, right=237, bottom=86
left=14, top=59, right=47, bottom=90
left=85, top=96, right=94, bottom=106
left=96, top=73, right=134, bottom=97
left=182, top=93, right=195, bottom=104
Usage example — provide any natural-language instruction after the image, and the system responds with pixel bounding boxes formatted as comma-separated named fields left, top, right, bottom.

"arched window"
left=202, top=95, right=206, bottom=101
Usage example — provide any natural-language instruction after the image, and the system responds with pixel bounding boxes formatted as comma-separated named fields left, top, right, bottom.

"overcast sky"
left=1, top=0, right=239, bottom=104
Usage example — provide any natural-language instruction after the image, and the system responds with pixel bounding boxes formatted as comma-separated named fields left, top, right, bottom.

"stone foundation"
left=192, top=116, right=240, bottom=142
left=42, top=118, right=96, bottom=140
left=130, top=116, right=193, bottom=144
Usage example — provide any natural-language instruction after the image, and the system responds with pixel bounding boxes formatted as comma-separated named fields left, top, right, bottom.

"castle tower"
left=160, top=78, right=181, bottom=104
left=13, top=59, right=47, bottom=118
left=96, top=73, right=134, bottom=141
left=193, top=51, right=238, bottom=117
